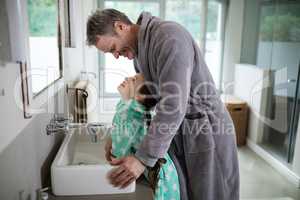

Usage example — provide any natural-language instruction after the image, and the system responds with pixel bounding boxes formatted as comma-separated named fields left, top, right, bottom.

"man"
left=86, top=9, right=239, bottom=200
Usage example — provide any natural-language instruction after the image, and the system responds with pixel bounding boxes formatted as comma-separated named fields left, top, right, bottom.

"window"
left=98, top=0, right=226, bottom=97
left=165, top=0, right=203, bottom=45
left=27, top=0, right=62, bottom=95
left=105, top=1, right=160, bottom=21
left=205, top=1, right=225, bottom=89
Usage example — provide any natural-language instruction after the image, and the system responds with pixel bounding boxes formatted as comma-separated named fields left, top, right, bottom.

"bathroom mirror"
left=4, top=0, right=73, bottom=118
left=26, top=0, right=63, bottom=96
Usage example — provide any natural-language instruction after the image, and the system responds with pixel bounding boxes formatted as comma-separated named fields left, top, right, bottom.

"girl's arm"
left=111, top=100, right=147, bottom=158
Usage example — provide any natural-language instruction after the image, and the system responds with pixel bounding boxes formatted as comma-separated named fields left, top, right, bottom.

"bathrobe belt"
left=184, top=112, right=205, bottom=120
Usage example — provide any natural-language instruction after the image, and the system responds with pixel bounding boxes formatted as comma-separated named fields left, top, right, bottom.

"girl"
left=109, top=74, right=180, bottom=200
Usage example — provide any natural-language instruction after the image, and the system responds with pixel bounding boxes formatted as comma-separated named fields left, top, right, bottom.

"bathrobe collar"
left=134, top=12, right=156, bottom=84
left=136, top=12, right=153, bottom=58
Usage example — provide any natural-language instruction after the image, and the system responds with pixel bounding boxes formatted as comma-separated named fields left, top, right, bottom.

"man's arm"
left=135, top=35, right=194, bottom=167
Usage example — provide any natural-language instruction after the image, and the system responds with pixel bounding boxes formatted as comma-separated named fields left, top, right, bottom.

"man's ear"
left=95, top=35, right=101, bottom=43
left=114, top=21, right=124, bottom=32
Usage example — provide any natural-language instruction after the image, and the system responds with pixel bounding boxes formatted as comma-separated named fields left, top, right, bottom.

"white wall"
left=222, top=0, right=245, bottom=94
left=0, top=62, right=51, bottom=153
left=0, top=0, right=11, bottom=61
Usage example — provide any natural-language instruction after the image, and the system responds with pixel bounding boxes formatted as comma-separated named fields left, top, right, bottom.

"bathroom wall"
left=0, top=91, right=65, bottom=200
left=0, top=59, right=66, bottom=200
left=0, top=0, right=96, bottom=199
left=0, top=0, right=11, bottom=62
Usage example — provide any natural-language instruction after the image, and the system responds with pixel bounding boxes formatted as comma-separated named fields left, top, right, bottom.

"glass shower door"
left=258, top=0, right=300, bottom=163
left=288, top=61, right=300, bottom=162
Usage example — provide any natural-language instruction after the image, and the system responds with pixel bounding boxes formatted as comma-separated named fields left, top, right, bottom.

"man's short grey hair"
left=86, top=9, right=133, bottom=46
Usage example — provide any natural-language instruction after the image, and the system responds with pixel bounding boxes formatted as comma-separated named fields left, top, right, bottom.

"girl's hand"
left=117, top=78, right=135, bottom=100
left=105, top=137, right=115, bottom=162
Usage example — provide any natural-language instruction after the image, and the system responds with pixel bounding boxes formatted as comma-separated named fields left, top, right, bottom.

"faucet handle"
left=46, top=124, right=59, bottom=135
left=52, top=113, right=73, bottom=124
left=87, top=122, right=104, bottom=135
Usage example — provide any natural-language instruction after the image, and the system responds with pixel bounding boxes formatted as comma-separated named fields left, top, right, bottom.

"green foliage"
left=27, top=0, right=57, bottom=37
left=105, top=1, right=159, bottom=22
left=260, top=14, right=300, bottom=42
left=207, top=2, right=218, bottom=33
left=165, top=1, right=202, bottom=40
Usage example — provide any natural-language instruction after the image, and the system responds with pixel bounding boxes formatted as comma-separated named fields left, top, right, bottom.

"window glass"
left=166, top=0, right=224, bottom=88
left=205, top=1, right=223, bottom=89
left=105, top=1, right=159, bottom=22
left=165, top=0, right=202, bottom=45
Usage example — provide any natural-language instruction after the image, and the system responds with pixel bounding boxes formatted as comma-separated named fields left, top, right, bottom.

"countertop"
left=48, top=179, right=153, bottom=200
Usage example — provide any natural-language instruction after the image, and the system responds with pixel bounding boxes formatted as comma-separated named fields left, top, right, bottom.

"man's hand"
left=105, top=137, right=114, bottom=162
left=108, top=155, right=146, bottom=188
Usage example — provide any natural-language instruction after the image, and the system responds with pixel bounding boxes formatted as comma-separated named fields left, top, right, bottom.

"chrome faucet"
left=87, top=122, right=105, bottom=143
left=46, top=114, right=75, bottom=135
left=46, top=114, right=108, bottom=143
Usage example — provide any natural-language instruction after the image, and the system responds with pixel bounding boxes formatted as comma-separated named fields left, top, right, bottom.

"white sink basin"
left=51, top=126, right=136, bottom=196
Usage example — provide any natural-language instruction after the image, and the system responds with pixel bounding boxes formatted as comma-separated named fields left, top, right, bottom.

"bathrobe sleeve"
left=111, top=100, right=147, bottom=158
left=135, top=35, right=194, bottom=167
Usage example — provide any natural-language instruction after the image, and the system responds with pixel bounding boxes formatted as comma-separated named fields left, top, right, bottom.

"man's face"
left=95, top=22, right=137, bottom=60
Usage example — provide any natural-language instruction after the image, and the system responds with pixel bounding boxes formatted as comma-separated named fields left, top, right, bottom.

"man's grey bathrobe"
left=133, top=12, right=239, bottom=200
